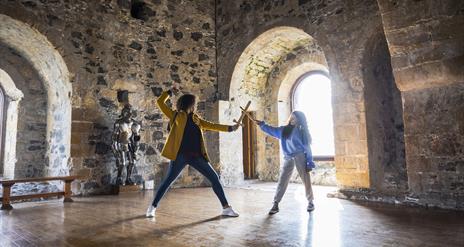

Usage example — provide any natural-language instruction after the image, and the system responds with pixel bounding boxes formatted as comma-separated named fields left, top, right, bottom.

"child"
left=254, top=111, right=315, bottom=214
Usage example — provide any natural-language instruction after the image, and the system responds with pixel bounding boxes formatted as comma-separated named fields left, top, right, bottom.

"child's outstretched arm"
left=257, top=121, right=283, bottom=139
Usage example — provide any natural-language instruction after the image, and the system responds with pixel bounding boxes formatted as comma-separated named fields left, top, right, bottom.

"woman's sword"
left=233, top=101, right=251, bottom=126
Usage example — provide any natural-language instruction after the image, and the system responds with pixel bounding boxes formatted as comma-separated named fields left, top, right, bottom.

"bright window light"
left=293, top=73, right=335, bottom=157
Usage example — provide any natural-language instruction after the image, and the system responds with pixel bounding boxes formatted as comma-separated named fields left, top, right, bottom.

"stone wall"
left=378, top=0, right=464, bottom=208
left=402, top=85, right=464, bottom=208
left=0, top=13, right=72, bottom=179
left=0, top=0, right=462, bottom=210
left=0, top=45, right=48, bottom=178
left=0, top=0, right=218, bottom=194
left=216, top=0, right=385, bottom=188
left=290, top=161, right=337, bottom=186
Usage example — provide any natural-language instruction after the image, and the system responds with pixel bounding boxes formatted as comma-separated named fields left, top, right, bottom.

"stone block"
left=335, top=141, right=346, bottom=156
left=345, top=140, right=368, bottom=156
left=72, top=121, right=94, bottom=133
left=335, top=124, right=359, bottom=141
left=391, top=55, right=410, bottom=69
left=111, top=78, right=143, bottom=92
left=406, top=155, right=431, bottom=173
left=394, top=56, right=464, bottom=92
left=335, top=156, right=357, bottom=170
left=71, top=132, right=82, bottom=145
left=358, top=124, right=367, bottom=141
left=71, top=157, right=83, bottom=169
left=404, top=135, right=423, bottom=156
left=71, top=144, right=81, bottom=157
left=432, top=18, right=464, bottom=41
left=75, top=168, right=91, bottom=178
left=72, top=108, right=85, bottom=120
left=336, top=171, right=370, bottom=188
left=71, top=143, right=95, bottom=157
left=379, top=1, right=432, bottom=31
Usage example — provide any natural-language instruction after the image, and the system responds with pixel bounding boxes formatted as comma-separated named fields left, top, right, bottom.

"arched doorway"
left=1, top=44, right=49, bottom=178
left=0, top=14, right=72, bottom=177
left=219, top=25, right=376, bottom=189
left=219, top=26, right=333, bottom=185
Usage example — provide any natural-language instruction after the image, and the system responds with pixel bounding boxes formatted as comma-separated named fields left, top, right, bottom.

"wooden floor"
left=1, top=183, right=463, bottom=247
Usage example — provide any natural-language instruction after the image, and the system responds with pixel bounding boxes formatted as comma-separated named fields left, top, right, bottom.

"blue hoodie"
left=259, top=122, right=316, bottom=170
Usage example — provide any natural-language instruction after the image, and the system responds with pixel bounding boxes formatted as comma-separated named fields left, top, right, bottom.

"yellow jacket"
left=156, top=91, right=232, bottom=161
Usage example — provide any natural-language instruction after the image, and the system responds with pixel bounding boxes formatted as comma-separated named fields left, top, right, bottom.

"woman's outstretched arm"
left=197, top=116, right=238, bottom=132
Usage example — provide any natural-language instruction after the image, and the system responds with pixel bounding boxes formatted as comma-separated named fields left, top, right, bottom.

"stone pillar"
left=0, top=69, right=23, bottom=179
left=333, top=100, right=369, bottom=188
left=378, top=0, right=464, bottom=207
left=3, top=100, right=20, bottom=179
left=218, top=100, right=245, bottom=185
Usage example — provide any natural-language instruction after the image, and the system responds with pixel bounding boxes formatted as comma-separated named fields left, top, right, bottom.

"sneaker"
left=268, top=203, right=279, bottom=215
left=222, top=206, right=239, bottom=217
left=307, top=202, right=315, bottom=212
left=146, top=205, right=156, bottom=217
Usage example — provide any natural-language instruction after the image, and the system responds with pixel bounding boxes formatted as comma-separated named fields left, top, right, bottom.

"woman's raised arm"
left=156, top=90, right=175, bottom=119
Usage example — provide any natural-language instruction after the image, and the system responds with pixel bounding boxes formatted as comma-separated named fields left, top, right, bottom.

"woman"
left=146, top=88, right=240, bottom=218
left=254, top=111, right=315, bottom=214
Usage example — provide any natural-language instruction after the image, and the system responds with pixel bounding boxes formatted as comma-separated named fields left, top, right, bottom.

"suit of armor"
left=112, top=104, right=141, bottom=185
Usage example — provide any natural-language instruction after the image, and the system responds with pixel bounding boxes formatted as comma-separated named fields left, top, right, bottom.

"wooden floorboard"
left=1, top=184, right=463, bottom=247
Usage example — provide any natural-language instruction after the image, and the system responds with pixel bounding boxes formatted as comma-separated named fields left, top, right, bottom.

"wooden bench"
left=0, top=176, right=79, bottom=210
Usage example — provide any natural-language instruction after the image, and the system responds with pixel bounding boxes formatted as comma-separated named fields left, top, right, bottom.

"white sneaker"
left=146, top=205, right=156, bottom=217
left=222, top=206, right=239, bottom=217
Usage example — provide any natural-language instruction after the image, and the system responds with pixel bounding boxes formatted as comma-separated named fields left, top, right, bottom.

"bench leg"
left=63, top=180, right=74, bottom=203
left=1, top=184, right=13, bottom=210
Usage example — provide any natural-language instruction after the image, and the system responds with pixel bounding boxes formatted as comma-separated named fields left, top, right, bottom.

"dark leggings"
left=151, top=154, right=229, bottom=207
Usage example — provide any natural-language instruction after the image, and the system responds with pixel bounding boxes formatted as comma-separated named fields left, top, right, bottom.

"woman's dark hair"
left=282, top=111, right=312, bottom=145
left=176, top=94, right=196, bottom=112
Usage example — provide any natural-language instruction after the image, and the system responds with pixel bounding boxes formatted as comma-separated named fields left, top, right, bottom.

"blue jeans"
left=151, top=154, right=229, bottom=207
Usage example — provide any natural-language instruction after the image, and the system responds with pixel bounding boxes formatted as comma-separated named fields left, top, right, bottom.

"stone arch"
left=270, top=54, right=329, bottom=126
left=219, top=26, right=332, bottom=184
left=265, top=47, right=330, bottom=181
left=219, top=24, right=376, bottom=189
left=0, top=69, right=23, bottom=178
left=0, top=14, right=72, bottom=177
left=228, top=26, right=317, bottom=111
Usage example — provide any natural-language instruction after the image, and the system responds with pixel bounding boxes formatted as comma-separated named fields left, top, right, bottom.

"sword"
left=233, top=101, right=251, bottom=126
left=240, top=107, right=256, bottom=122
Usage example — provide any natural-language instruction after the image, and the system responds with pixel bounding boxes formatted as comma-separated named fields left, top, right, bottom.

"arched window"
left=292, top=72, right=334, bottom=160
